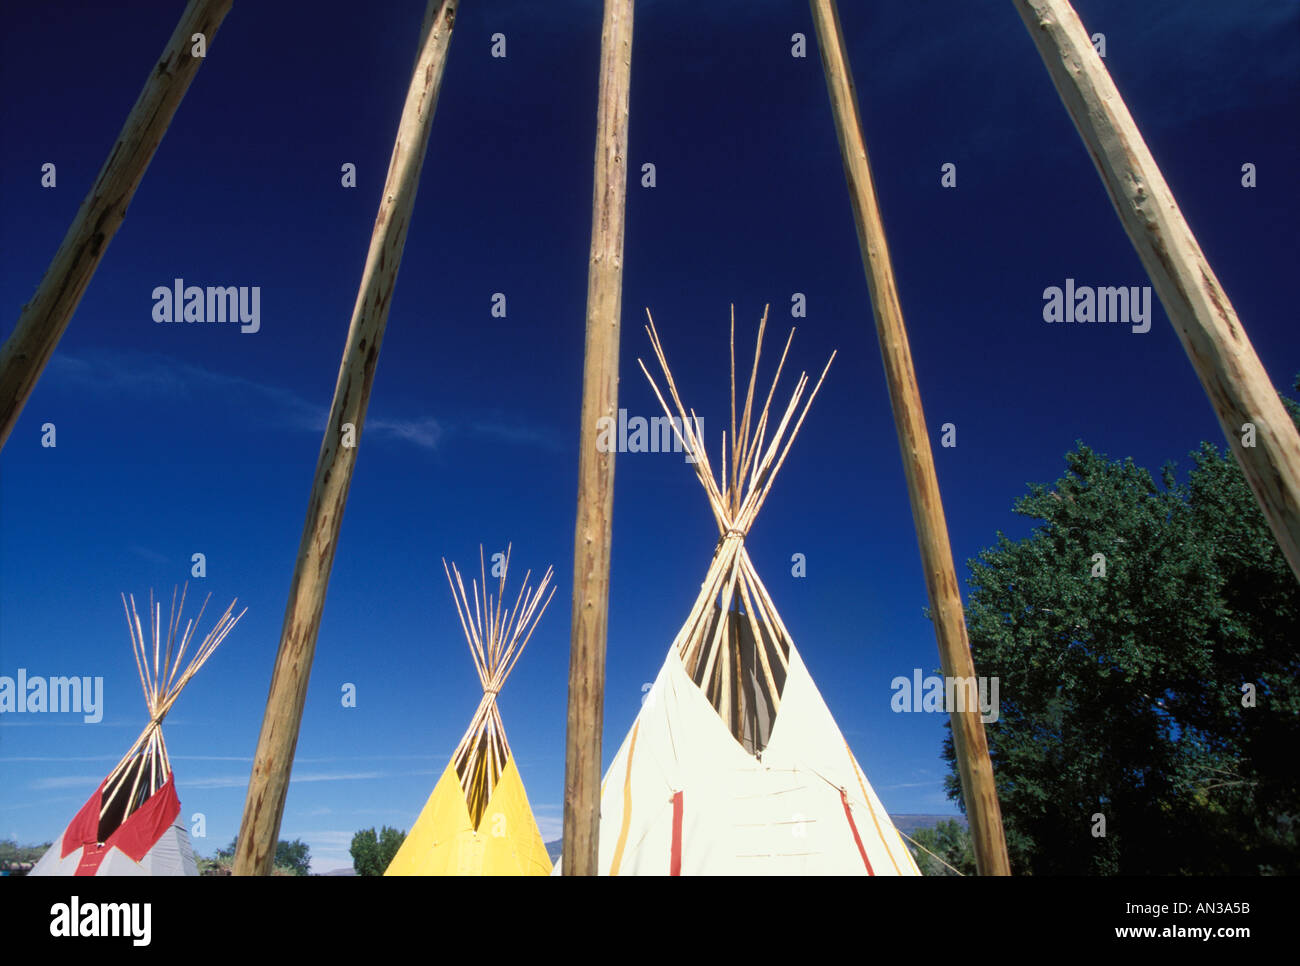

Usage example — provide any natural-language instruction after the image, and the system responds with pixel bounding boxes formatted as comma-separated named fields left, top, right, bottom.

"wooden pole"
left=231, top=0, right=457, bottom=876
left=0, top=0, right=231, bottom=451
left=809, top=0, right=1012, bottom=875
left=1013, top=0, right=1300, bottom=581
left=562, top=0, right=634, bottom=876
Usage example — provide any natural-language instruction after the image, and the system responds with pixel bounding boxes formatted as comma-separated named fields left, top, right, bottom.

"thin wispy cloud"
left=29, top=775, right=105, bottom=791
left=128, top=545, right=171, bottom=564
left=7, top=795, right=87, bottom=813
left=289, top=829, right=359, bottom=874
left=468, top=419, right=565, bottom=452
left=47, top=350, right=442, bottom=451
left=292, top=753, right=441, bottom=763
left=880, top=781, right=939, bottom=790
left=45, top=350, right=566, bottom=453
left=0, top=720, right=134, bottom=728
left=1, top=755, right=117, bottom=763
left=531, top=802, right=563, bottom=841
left=184, top=770, right=384, bottom=789
left=297, top=829, right=356, bottom=846
left=170, top=755, right=254, bottom=762
left=368, top=415, right=442, bottom=449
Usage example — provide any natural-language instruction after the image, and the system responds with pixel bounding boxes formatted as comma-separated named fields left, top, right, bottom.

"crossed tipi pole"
left=30, top=585, right=244, bottom=876
left=384, top=546, right=555, bottom=876
left=3, top=0, right=1297, bottom=876
left=442, top=547, right=555, bottom=826
left=638, top=308, right=835, bottom=747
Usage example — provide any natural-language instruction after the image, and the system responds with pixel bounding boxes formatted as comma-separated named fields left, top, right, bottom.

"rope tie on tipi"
left=639, top=306, right=834, bottom=748
left=443, top=545, right=554, bottom=823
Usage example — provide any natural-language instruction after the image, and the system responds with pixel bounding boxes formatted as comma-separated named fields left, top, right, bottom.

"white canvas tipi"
left=30, top=587, right=243, bottom=876
left=559, top=310, right=920, bottom=875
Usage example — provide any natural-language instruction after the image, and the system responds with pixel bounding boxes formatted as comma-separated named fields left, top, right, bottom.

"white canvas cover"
left=30, top=822, right=198, bottom=877
left=29, top=775, right=199, bottom=877
left=556, top=643, right=920, bottom=876
left=556, top=316, right=923, bottom=875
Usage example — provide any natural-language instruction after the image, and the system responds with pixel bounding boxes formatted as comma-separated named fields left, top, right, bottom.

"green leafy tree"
left=275, top=838, right=312, bottom=876
left=910, top=819, right=976, bottom=876
left=350, top=826, right=407, bottom=876
left=212, top=837, right=312, bottom=875
left=0, top=838, right=50, bottom=867
left=947, top=388, right=1299, bottom=874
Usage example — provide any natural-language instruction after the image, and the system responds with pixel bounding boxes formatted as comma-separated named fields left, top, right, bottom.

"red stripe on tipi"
left=61, top=783, right=105, bottom=858
left=75, top=844, right=111, bottom=876
left=670, top=791, right=683, bottom=876
left=840, top=788, right=875, bottom=875
left=111, top=776, right=181, bottom=862
left=60, top=776, right=182, bottom=875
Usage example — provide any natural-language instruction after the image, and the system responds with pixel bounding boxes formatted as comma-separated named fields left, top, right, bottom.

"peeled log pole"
left=563, top=0, right=634, bottom=876
left=1013, top=0, right=1300, bottom=582
left=232, top=0, right=457, bottom=876
left=809, top=0, right=1011, bottom=875
left=0, top=0, right=231, bottom=451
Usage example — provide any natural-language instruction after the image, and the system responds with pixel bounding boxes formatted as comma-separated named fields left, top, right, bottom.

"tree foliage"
left=910, top=819, right=976, bottom=876
left=275, top=838, right=312, bottom=876
left=350, top=826, right=407, bottom=876
left=213, top=836, right=312, bottom=875
left=0, top=838, right=49, bottom=866
left=948, top=393, right=1299, bottom=874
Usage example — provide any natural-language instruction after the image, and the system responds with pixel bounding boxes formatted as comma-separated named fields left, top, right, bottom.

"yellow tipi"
left=386, top=546, right=554, bottom=876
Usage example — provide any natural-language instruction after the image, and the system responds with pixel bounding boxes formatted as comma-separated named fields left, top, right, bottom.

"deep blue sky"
left=1, top=1, right=1296, bottom=872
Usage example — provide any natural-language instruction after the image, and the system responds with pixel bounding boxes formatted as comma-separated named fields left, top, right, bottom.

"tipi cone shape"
left=31, top=586, right=244, bottom=876
left=557, top=308, right=920, bottom=875
left=386, top=546, right=555, bottom=876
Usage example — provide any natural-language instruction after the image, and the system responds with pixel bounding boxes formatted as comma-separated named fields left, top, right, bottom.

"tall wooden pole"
left=562, top=0, right=634, bottom=876
left=232, top=0, right=457, bottom=876
left=809, top=0, right=1011, bottom=875
left=0, top=0, right=231, bottom=451
left=1014, top=0, right=1300, bottom=581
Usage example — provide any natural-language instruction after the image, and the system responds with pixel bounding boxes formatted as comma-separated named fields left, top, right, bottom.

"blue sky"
left=1, top=0, right=1296, bottom=873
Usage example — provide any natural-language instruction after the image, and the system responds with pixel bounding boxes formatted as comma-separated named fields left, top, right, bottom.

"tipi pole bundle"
left=577, top=314, right=925, bottom=873
left=637, top=307, right=833, bottom=745
left=808, top=0, right=1011, bottom=874
left=1012, top=0, right=1300, bottom=581
left=233, top=0, right=458, bottom=876
left=443, top=545, right=555, bottom=824
left=564, top=0, right=635, bottom=876
left=0, top=0, right=232, bottom=451
left=101, top=586, right=244, bottom=823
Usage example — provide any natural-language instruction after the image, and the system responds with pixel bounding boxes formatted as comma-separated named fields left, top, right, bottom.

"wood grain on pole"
left=1013, top=0, right=1300, bottom=581
left=563, top=0, right=634, bottom=876
left=232, top=0, right=457, bottom=876
left=0, top=0, right=231, bottom=450
left=809, top=0, right=1012, bottom=875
